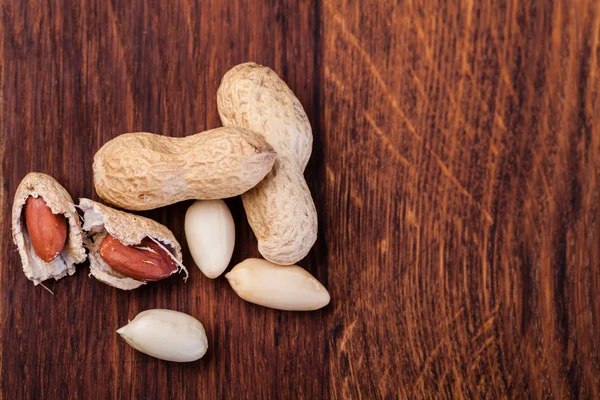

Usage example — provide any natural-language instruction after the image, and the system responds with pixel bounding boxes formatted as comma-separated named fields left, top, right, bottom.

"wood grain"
left=1, top=0, right=599, bottom=398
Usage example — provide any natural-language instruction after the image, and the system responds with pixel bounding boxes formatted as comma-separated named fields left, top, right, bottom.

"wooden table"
left=1, top=0, right=599, bottom=398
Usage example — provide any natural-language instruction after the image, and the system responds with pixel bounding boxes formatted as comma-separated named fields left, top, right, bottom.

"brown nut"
left=99, top=234, right=177, bottom=282
left=24, top=196, right=68, bottom=262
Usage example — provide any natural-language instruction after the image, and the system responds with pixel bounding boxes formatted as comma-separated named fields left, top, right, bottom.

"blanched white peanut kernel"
left=225, top=258, right=330, bottom=311
left=116, top=309, right=208, bottom=362
left=184, top=200, right=235, bottom=279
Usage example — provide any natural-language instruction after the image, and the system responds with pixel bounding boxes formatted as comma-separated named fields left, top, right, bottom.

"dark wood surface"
left=1, top=0, right=599, bottom=398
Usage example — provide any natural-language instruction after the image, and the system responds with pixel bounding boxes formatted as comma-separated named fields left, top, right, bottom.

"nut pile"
left=11, top=63, right=329, bottom=363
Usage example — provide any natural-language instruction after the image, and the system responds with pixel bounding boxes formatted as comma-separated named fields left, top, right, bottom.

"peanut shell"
left=79, top=198, right=184, bottom=290
left=11, top=173, right=86, bottom=285
left=93, top=128, right=276, bottom=211
left=217, top=62, right=318, bottom=264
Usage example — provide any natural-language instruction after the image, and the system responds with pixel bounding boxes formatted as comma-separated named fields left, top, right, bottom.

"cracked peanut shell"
left=12, top=173, right=86, bottom=285
left=79, top=198, right=185, bottom=290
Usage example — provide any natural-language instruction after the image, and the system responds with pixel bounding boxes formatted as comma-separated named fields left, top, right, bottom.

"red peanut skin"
left=99, top=235, right=177, bottom=281
left=24, top=196, right=68, bottom=262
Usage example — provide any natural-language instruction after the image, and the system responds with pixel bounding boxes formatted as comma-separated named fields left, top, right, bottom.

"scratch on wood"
left=342, top=349, right=363, bottom=400
left=537, top=164, right=556, bottom=208
left=490, top=1, right=519, bottom=100
left=325, top=65, right=346, bottom=92
left=494, top=113, right=508, bottom=131
left=472, top=305, right=500, bottom=342
left=406, top=63, right=477, bottom=149
left=413, top=337, right=447, bottom=390
left=364, top=112, right=413, bottom=168
left=325, top=2, right=421, bottom=140
left=405, top=0, right=434, bottom=63
left=378, top=239, right=389, bottom=255
left=409, top=67, right=429, bottom=103
left=497, top=59, right=518, bottom=100
left=436, top=365, right=461, bottom=394
left=404, top=3, right=483, bottom=140
left=522, top=183, right=542, bottom=240
left=326, top=166, right=336, bottom=183
left=451, top=306, right=466, bottom=324
left=340, top=320, right=358, bottom=351
left=405, top=206, right=419, bottom=229
left=351, top=192, right=363, bottom=208
left=467, top=336, right=496, bottom=375
left=425, top=144, right=494, bottom=224
left=326, top=7, right=494, bottom=223
left=367, top=121, right=489, bottom=231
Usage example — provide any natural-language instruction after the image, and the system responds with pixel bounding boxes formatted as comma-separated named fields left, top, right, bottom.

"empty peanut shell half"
left=12, top=173, right=86, bottom=285
left=79, top=198, right=186, bottom=290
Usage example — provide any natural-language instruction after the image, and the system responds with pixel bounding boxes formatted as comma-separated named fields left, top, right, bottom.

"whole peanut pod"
left=93, top=128, right=276, bottom=211
left=217, top=62, right=317, bottom=265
